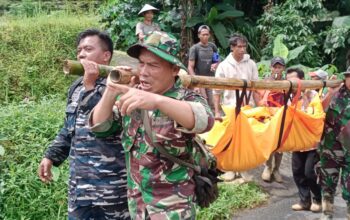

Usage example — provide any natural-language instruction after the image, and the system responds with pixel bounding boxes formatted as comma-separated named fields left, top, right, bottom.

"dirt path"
left=233, top=153, right=348, bottom=220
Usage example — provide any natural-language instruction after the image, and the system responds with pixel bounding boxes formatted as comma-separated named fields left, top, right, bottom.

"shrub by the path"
left=0, top=96, right=68, bottom=219
left=0, top=12, right=99, bottom=104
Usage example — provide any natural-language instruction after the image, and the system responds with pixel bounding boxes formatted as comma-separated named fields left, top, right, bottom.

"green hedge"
left=0, top=12, right=99, bottom=104
left=0, top=96, right=68, bottom=219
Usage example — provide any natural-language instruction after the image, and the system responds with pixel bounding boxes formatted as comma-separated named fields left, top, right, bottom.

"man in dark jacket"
left=38, top=29, right=129, bottom=219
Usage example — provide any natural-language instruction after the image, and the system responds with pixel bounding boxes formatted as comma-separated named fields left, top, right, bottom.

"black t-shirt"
left=189, top=42, right=218, bottom=76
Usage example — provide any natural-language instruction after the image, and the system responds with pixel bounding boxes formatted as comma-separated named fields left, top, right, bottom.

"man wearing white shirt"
left=213, top=33, right=260, bottom=181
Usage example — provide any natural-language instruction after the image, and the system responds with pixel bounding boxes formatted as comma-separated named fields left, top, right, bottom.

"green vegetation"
left=0, top=12, right=99, bottom=104
left=102, top=0, right=350, bottom=71
left=258, top=0, right=325, bottom=67
left=186, top=3, right=244, bottom=49
left=197, top=182, right=267, bottom=220
left=0, top=96, right=68, bottom=220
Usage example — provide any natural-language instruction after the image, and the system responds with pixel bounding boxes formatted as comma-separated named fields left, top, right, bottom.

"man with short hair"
left=309, top=69, right=328, bottom=81
left=89, top=31, right=214, bottom=219
left=213, top=33, right=260, bottom=181
left=260, top=56, right=286, bottom=183
left=188, top=25, right=219, bottom=108
left=286, top=68, right=322, bottom=213
left=38, top=29, right=129, bottom=219
left=318, top=67, right=350, bottom=220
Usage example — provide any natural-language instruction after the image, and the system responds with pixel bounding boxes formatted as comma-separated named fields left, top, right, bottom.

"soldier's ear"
left=103, top=51, right=112, bottom=63
left=171, top=65, right=180, bottom=76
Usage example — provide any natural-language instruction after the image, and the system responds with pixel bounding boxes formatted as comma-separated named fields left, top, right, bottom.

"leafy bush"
left=100, top=0, right=182, bottom=51
left=2, top=0, right=103, bottom=17
left=323, top=15, right=350, bottom=70
left=0, top=96, right=68, bottom=220
left=186, top=2, right=244, bottom=49
left=0, top=12, right=99, bottom=104
left=258, top=0, right=326, bottom=67
left=257, top=34, right=306, bottom=77
left=100, top=0, right=142, bottom=50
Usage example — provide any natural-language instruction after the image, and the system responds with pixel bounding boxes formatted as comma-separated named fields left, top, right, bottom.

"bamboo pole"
left=63, top=60, right=114, bottom=77
left=179, top=75, right=343, bottom=91
left=63, top=60, right=139, bottom=84
left=109, top=69, right=139, bottom=84
left=63, top=60, right=343, bottom=90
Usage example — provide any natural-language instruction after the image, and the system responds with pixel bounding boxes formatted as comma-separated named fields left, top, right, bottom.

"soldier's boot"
left=272, top=153, right=283, bottom=183
left=320, top=199, right=334, bottom=220
left=261, top=166, right=272, bottom=182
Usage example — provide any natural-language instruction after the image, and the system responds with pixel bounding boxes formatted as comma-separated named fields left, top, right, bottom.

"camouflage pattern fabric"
left=68, top=205, right=127, bottom=220
left=92, top=78, right=214, bottom=220
left=318, top=85, right=350, bottom=203
left=44, top=77, right=129, bottom=219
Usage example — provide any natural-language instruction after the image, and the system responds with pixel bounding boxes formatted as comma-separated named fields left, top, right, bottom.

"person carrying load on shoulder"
left=286, top=68, right=322, bottom=213
left=317, top=66, right=350, bottom=220
left=38, top=29, right=130, bottom=219
left=89, top=31, right=215, bottom=220
left=260, top=56, right=286, bottom=183
left=213, top=33, right=260, bottom=182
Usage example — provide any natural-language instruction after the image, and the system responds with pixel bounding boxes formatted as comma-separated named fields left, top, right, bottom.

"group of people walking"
left=36, top=3, right=350, bottom=220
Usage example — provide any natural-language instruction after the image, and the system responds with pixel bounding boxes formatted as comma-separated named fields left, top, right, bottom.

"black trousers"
left=292, top=150, right=322, bottom=206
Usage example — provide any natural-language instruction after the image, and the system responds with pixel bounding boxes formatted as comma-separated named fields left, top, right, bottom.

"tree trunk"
left=179, top=0, right=193, bottom=66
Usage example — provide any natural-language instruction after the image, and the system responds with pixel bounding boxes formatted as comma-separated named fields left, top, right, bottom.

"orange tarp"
left=202, top=95, right=325, bottom=171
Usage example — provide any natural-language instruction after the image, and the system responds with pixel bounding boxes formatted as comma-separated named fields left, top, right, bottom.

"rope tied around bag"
left=235, top=79, right=248, bottom=118
left=276, top=79, right=303, bottom=150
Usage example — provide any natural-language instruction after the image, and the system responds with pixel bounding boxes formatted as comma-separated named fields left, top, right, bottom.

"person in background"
left=135, top=4, right=160, bottom=43
left=260, top=56, right=286, bottom=183
left=214, top=33, right=260, bottom=182
left=286, top=68, right=322, bottom=213
left=317, top=67, right=350, bottom=220
left=38, top=29, right=129, bottom=219
left=309, top=69, right=328, bottom=81
left=188, top=25, right=219, bottom=109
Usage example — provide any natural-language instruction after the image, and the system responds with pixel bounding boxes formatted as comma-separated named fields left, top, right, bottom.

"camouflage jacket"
left=44, top=77, right=127, bottom=207
left=91, top=78, right=214, bottom=205
left=323, top=85, right=350, bottom=149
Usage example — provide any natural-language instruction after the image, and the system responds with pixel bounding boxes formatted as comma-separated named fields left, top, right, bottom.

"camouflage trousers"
left=68, top=205, right=130, bottom=220
left=318, top=140, right=350, bottom=203
left=127, top=185, right=196, bottom=220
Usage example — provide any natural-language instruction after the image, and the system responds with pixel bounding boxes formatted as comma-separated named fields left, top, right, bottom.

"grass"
left=0, top=12, right=99, bottom=104
left=0, top=96, right=68, bottom=220
left=197, top=182, right=268, bottom=219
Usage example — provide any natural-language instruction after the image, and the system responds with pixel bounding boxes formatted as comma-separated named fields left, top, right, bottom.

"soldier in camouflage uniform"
left=318, top=67, right=350, bottom=219
left=38, top=29, right=129, bottom=219
left=89, top=31, right=214, bottom=219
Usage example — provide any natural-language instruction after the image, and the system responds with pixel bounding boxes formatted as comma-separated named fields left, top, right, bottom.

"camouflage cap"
left=127, top=31, right=186, bottom=70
